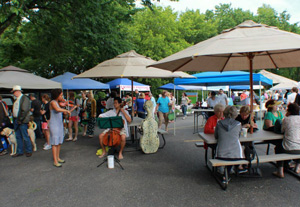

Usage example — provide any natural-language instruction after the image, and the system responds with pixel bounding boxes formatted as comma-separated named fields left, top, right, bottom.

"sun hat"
left=266, top=100, right=282, bottom=108
left=11, top=85, right=22, bottom=93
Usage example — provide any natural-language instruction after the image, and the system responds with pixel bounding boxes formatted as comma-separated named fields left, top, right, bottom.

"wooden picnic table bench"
left=210, top=153, right=300, bottom=190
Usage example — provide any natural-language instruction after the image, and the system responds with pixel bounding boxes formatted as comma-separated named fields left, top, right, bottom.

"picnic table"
left=192, top=108, right=214, bottom=133
left=127, top=117, right=167, bottom=150
left=196, top=130, right=300, bottom=190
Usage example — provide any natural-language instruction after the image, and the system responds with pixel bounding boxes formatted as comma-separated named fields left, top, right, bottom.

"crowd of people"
left=0, top=86, right=193, bottom=166
left=203, top=86, right=300, bottom=178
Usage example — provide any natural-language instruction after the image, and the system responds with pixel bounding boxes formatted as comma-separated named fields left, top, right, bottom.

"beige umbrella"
left=259, top=69, right=298, bottom=90
left=149, top=20, right=300, bottom=133
left=74, top=50, right=194, bottom=134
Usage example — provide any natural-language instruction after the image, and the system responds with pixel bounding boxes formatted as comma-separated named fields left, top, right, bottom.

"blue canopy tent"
left=107, top=78, right=150, bottom=91
left=174, top=71, right=273, bottom=86
left=51, top=72, right=110, bottom=90
left=158, top=83, right=186, bottom=90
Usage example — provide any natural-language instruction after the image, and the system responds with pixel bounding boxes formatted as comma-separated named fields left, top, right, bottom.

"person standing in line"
left=155, top=91, right=170, bottom=132
left=29, top=93, right=42, bottom=139
left=181, top=93, right=190, bottom=120
left=106, top=92, right=116, bottom=111
left=135, top=93, right=146, bottom=119
left=218, top=89, right=228, bottom=106
left=11, top=85, right=32, bottom=157
left=79, top=91, right=88, bottom=136
left=49, top=89, right=70, bottom=167
left=287, top=87, right=298, bottom=105
left=86, top=91, right=97, bottom=138
left=66, top=92, right=79, bottom=142
left=41, top=94, right=51, bottom=150
left=149, top=92, right=156, bottom=117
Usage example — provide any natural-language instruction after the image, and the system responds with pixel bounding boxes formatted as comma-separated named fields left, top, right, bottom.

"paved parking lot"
left=1, top=115, right=300, bottom=207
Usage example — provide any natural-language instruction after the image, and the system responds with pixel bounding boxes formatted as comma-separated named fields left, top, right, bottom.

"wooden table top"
left=198, top=130, right=283, bottom=144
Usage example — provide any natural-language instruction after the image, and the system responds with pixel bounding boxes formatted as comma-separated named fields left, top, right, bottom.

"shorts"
left=103, top=128, right=126, bottom=136
left=42, top=122, right=48, bottom=130
left=69, top=116, right=79, bottom=122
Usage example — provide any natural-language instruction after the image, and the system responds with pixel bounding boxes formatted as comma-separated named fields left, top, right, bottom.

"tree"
left=178, top=9, right=217, bottom=44
left=125, top=6, right=191, bottom=95
left=0, top=0, right=135, bottom=77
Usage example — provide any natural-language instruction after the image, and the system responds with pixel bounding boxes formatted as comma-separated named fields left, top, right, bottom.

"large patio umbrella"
left=73, top=50, right=193, bottom=117
left=150, top=20, right=300, bottom=133
left=259, top=70, right=298, bottom=90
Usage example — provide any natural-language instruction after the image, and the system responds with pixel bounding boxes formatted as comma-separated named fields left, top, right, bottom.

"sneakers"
left=43, top=144, right=52, bottom=150
left=182, top=116, right=187, bottom=120
left=43, top=142, right=47, bottom=147
left=0, top=150, right=8, bottom=156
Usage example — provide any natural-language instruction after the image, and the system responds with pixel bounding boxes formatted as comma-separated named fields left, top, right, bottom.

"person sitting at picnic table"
left=98, top=97, right=131, bottom=160
left=204, top=104, right=225, bottom=134
left=215, top=106, right=244, bottom=178
left=273, top=103, right=300, bottom=178
left=263, top=99, right=284, bottom=131
left=236, top=105, right=258, bottom=132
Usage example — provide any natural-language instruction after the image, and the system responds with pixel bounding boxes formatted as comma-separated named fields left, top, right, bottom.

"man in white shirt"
left=218, top=89, right=228, bottom=106
left=287, top=87, right=298, bottom=105
left=98, top=97, right=131, bottom=160
left=105, top=92, right=116, bottom=110
left=11, top=85, right=32, bottom=157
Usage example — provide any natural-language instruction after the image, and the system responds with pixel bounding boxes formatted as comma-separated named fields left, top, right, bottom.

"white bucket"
left=107, top=155, right=114, bottom=169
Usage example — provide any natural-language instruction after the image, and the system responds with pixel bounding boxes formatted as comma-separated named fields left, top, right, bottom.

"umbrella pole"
left=174, top=83, right=176, bottom=135
left=259, top=81, right=262, bottom=130
left=131, top=77, right=134, bottom=118
left=248, top=53, right=254, bottom=134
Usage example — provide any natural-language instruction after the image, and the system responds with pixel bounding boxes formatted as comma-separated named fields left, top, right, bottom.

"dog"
left=1, top=127, right=17, bottom=155
left=27, top=128, right=37, bottom=152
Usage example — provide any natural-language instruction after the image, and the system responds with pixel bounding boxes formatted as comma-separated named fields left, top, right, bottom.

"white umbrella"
left=150, top=20, right=300, bottom=133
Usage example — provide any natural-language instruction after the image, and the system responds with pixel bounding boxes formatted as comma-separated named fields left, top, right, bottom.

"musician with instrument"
left=98, top=97, right=131, bottom=160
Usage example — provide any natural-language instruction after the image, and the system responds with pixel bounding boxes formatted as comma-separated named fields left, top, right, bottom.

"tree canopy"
left=1, top=1, right=300, bottom=94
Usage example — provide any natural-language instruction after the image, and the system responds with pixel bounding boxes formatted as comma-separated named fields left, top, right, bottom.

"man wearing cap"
left=11, top=85, right=32, bottom=157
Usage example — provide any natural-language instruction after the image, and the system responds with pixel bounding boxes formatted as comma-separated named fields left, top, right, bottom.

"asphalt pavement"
left=1, top=114, right=300, bottom=207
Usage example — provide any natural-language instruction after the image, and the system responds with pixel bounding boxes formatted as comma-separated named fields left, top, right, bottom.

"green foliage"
left=1, top=0, right=300, bottom=95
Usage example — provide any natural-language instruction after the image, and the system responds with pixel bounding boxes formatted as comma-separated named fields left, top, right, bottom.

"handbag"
left=1, top=102, right=11, bottom=128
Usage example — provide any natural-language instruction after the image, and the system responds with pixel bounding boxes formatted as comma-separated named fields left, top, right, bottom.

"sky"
left=149, top=0, right=300, bottom=24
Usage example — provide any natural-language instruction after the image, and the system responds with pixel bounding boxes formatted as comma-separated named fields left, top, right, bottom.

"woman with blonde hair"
left=86, top=91, right=97, bottom=138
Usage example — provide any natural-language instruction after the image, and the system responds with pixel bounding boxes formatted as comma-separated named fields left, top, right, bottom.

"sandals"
left=53, top=163, right=62, bottom=168
left=272, top=171, right=284, bottom=178
left=58, top=159, right=65, bottom=163
left=66, top=137, right=73, bottom=141
left=72, top=137, right=77, bottom=142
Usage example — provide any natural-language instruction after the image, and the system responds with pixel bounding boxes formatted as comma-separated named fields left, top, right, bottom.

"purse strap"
left=1, top=101, right=9, bottom=117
